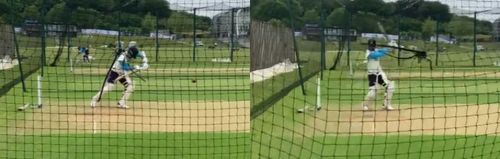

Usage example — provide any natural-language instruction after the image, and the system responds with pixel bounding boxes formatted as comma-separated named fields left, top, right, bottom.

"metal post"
left=192, top=8, right=197, bottom=62
left=435, top=21, right=439, bottom=66
left=286, top=0, right=306, bottom=95
left=320, top=7, right=326, bottom=80
left=397, top=15, right=402, bottom=66
left=40, top=0, right=47, bottom=76
left=98, top=10, right=122, bottom=102
left=68, top=31, right=73, bottom=72
left=347, top=11, right=352, bottom=72
left=155, top=15, right=159, bottom=62
left=10, top=0, right=26, bottom=92
left=473, top=12, right=477, bottom=67
left=230, top=8, right=235, bottom=62
left=67, top=23, right=71, bottom=66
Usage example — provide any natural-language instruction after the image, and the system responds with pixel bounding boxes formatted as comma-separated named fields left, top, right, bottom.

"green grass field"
left=0, top=41, right=251, bottom=158
left=251, top=39, right=500, bottom=158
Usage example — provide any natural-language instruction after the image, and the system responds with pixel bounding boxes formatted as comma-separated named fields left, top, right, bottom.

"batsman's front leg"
left=362, top=86, right=377, bottom=111
left=90, top=83, right=115, bottom=107
left=118, top=76, right=133, bottom=109
left=384, top=81, right=395, bottom=111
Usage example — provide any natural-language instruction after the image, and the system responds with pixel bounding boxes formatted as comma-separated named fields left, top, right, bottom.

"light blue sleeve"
left=118, top=56, right=132, bottom=71
left=368, top=48, right=389, bottom=59
left=120, top=61, right=131, bottom=71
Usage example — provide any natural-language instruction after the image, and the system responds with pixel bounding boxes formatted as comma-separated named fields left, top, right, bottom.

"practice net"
left=0, top=0, right=250, bottom=158
left=251, top=0, right=500, bottom=158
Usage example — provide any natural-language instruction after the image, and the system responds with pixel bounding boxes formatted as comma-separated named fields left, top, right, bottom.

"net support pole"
left=10, top=0, right=27, bottom=92
left=347, top=10, right=353, bottom=76
left=67, top=23, right=72, bottom=72
left=286, top=0, right=306, bottom=95
left=329, top=35, right=344, bottom=70
left=192, top=8, right=197, bottom=62
left=230, top=8, right=235, bottom=62
left=320, top=6, right=326, bottom=79
left=435, top=21, right=439, bottom=66
left=473, top=12, right=477, bottom=67
left=40, top=0, right=47, bottom=76
left=155, top=15, right=159, bottom=62
left=97, top=11, right=122, bottom=102
left=397, top=15, right=402, bottom=66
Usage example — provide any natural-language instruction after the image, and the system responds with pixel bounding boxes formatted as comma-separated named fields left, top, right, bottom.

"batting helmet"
left=368, top=39, right=376, bottom=51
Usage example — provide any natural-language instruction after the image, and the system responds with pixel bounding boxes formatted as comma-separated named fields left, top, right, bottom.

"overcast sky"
left=384, top=0, right=500, bottom=21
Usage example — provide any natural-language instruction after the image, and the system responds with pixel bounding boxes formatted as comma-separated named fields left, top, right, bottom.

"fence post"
left=40, top=0, right=47, bottom=76
left=319, top=6, right=326, bottom=80
left=10, top=0, right=26, bottom=92
left=286, top=0, right=306, bottom=95
left=347, top=10, right=352, bottom=76
left=435, top=21, right=439, bottom=66
left=192, top=8, right=197, bottom=62
left=397, top=15, right=402, bottom=66
left=155, top=15, right=159, bottom=62
left=473, top=12, right=477, bottom=67
left=230, top=8, right=235, bottom=62
left=67, top=23, right=71, bottom=67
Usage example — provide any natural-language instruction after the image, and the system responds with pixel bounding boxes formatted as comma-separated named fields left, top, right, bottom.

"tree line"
left=0, top=0, right=212, bottom=34
left=252, top=0, right=493, bottom=40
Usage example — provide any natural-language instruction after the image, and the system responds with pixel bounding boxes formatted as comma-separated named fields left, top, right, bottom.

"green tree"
left=326, top=8, right=348, bottom=28
left=46, top=2, right=66, bottom=22
left=252, top=0, right=303, bottom=28
left=119, top=12, right=143, bottom=29
left=349, top=0, right=386, bottom=14
left=352, top=13, right=379, bottom=33
left=142, top=0, right=170, bottom=18
left=142, top=12, right=156, bottom=33
left=421, top=18, right=436, bottom=39
left=23, top=5, right=39, bottom=20
left=302, top=9, right=319, bottom=24
left=476, top=20, right=493, bottom=35
left=166, top=12, right=193, bottom=33
left=417, top=1, right=452, bottom=22
left=252, top=0, right=288, bottom=22
left=0, top=0, right=10, bottom=16
left=93, top=0, right=114, bottom=12
left=447, top=16, right=473, bottom=37
left=399, top=17, right=422, bottom=32
left=71, top=7, right=100, bottom=28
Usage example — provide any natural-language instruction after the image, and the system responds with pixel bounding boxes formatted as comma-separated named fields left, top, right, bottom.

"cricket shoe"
left=362, top=105, right=369, bottom=111
left=383, top=105, right=395, bottom=111
left=118, top=101, right=129, bottom=109
left=90, top=100, right=97, bottom=108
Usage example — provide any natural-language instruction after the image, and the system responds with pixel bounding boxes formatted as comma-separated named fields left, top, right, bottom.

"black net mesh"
left=251, top=0, right=500, bottom=158
left=0, top=0, right=250, bottom=158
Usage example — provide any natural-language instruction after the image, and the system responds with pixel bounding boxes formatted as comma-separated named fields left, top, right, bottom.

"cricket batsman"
left=361, top=39, right=395, bottom=111
left=90, top=41, right=149, bottom=108
left=78, top=46, right=91, bottom=63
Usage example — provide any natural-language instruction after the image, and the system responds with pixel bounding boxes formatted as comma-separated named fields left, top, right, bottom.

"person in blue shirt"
left=78, top=46, right=91, bottom=63
left=362, top=39, right=395, bottom=111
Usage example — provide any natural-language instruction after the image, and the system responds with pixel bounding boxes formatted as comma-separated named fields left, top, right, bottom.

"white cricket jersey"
left=112, top=51, right=148, bottom=73
left=112, top=53, right=128, bottom=73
